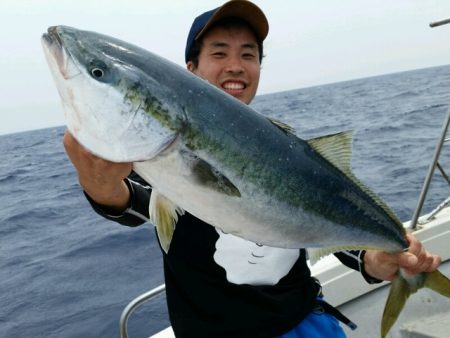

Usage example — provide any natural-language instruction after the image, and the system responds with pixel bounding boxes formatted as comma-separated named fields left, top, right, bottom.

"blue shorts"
left=276, top=308, right=347, bottom=338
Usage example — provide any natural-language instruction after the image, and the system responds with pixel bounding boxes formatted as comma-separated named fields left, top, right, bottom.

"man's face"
left=187, top=24, right=261, bottom=104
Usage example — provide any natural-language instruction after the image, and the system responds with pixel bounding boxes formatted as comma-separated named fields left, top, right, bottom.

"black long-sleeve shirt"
left=86, top=172, right=380, bottom=337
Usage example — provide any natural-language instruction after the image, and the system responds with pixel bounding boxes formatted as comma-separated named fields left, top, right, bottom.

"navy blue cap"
left=184, top=0, right=269, bottom=63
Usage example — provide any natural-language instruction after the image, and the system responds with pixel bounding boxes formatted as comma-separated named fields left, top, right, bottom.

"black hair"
left=187, top=17, right=264, bottom=68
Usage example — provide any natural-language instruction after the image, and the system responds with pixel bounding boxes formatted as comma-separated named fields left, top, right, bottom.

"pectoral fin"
left=181, top=150, right=241, bottom=197
left=149, top=190, right=184, bottom=254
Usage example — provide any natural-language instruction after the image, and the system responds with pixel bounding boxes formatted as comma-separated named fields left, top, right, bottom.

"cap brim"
left=195, top=0, right=268, bottom=42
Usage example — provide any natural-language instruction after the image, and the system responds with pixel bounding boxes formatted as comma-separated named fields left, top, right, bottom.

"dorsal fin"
left=268, top=117, right=296, bottom=135
left=307, top=131, right=403, bottom=225
left=307, top=131, right=353, bottom=175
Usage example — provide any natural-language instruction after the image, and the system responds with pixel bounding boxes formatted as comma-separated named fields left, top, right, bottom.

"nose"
left=225, top=55, right=244, bottom=74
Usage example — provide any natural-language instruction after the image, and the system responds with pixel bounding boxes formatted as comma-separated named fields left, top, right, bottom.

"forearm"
left=83, top=179, right=131, bottom=213
left=63, top=131, right=150, bottom=225
left=85, top=174, right=151, bottom=227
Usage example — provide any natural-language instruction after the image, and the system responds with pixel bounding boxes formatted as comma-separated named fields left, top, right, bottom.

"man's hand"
left=63, top=131, right=133, bottom=212
left=364, top=233, right=442, bottom=281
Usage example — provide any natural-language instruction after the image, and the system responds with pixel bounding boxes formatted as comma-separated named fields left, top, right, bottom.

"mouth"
left=41, top=26, right=81, bottom=79
left=221, top=80, right=247, bottom=95
left=42, top=26, right=63, bottom=47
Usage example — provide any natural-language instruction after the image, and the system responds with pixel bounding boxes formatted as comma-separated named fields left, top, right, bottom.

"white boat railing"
left=118, top=17, right=450, bottom=338
left=119, top=284, right=166, bottom=338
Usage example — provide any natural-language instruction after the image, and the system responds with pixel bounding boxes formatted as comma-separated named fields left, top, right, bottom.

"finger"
left=426, top=255, right=442, bottom=272
left=405, top=234, right=440, bottom=272
left=396, top=252, right=418, bottom=269
left=405, top=233, right=421, bottom=256
left=413, top=244, right=427, bottom=265
left=63, top=131, right=87, bottom=157
left=63, top=130, right=75, bottom=150
left=408, top=254, right=441, bottom=274
left=399, top=234, right=423, bottom=268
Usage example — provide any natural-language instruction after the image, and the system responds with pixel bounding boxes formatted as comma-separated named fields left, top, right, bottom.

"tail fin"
left=381, top=270, right=450, bottom=338
left=424, top=269, right=450, bottom=297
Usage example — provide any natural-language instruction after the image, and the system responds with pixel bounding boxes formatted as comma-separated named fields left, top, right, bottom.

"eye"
left=88, top=60, right=109, bottom=82
left=212, top=52, right=226, bottom=58
left=91, top=67, right=104, bottom=78
left=243, top=53, right=255, bottom=59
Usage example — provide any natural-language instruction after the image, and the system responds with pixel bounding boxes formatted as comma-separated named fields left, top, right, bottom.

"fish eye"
left=88, top=60, right=109, bottom=81
left=91, top=67, right=104, bottom=78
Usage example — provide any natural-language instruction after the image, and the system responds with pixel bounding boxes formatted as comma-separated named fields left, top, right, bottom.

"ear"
left=186, top=61, right=196, bottom=73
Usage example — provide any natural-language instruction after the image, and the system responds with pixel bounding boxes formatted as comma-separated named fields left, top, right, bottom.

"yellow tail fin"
left=381, top=269, right=450, bottom=338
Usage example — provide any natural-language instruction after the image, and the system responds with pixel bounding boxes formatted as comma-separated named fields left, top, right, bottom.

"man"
left=63, top=1, right=441, bottom=337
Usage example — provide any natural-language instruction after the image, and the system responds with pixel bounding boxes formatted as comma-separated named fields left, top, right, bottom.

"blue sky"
left=1, top=0, right=450, bottom=135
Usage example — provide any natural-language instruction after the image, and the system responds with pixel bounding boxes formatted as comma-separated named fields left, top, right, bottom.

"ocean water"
left=1, top=64, right=450, bottom=338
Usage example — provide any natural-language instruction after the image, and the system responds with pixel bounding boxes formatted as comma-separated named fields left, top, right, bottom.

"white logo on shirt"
left=213, top=229, right=300, bottom=285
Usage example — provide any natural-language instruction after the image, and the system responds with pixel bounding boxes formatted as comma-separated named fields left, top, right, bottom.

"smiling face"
left=187, top=23, right=261, bottom=104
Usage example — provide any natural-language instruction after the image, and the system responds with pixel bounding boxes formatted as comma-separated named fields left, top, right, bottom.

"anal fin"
left=308, top=245, right=373, bottom=265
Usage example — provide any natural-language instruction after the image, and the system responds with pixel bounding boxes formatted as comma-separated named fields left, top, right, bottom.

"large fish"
left=42, top=26, right=449, bottom=337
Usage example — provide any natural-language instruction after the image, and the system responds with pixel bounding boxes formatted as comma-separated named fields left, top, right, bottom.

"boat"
left=119, top=18, right=450, bottom=338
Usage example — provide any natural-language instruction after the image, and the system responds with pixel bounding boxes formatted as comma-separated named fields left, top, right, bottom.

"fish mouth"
left=42, top=26, right=63, bottom=48
left=41, top=26, right=81, bottom=79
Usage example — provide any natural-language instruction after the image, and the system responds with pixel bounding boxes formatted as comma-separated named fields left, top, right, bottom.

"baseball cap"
left=184, top=0, right=269, bottom=63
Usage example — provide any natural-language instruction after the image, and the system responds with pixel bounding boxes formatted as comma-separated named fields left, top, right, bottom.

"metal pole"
left=409, top=17, right=450, bottom=228
left=119, top=284, right=166, bottom=338
left=410, top=107, right=450, bottom=229
left=430, top=18, right=450, bottom=27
